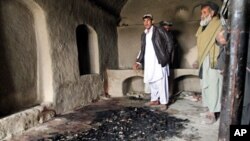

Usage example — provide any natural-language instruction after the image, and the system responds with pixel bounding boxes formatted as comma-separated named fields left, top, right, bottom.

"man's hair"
left=159, top=21, right=173, bottom=27
left=201, top=1, right=219, bottom=16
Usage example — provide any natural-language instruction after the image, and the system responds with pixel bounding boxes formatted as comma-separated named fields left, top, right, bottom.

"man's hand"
left=192, top=61, right=198, bottom=69
left=133, top=63, right=141, bottom=70
left=247, top=67, right=250, bottom=72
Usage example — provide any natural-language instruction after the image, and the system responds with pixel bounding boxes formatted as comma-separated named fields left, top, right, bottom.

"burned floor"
left=40, top=107, right=188, bottom=141
left=7, top=92, right=219, bottom=141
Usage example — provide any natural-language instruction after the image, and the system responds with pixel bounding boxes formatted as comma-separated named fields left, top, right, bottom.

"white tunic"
left=144, top=26, right=164, bottom=83
left=142, top=26, right=170, bottom=104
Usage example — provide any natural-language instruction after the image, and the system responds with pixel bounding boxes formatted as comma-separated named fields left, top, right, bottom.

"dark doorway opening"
left=76, top=24, right=90, bottom=75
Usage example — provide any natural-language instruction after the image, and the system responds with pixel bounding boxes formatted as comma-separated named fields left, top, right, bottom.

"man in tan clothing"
left=196, top=1, right=222, bottom=124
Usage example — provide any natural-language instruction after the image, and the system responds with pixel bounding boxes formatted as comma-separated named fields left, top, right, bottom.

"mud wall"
left=0, top=0, right=38, bottom=117
left=0, top=0, right=125, bottom=116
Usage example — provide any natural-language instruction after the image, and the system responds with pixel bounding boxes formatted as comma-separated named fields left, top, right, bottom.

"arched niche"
left=122, top=76, right=144, bottom=95
left=76, top=24, right=100, bottom=75
left=0, top=0, right=53, bottom=117
left=174, top=75, right=201, bottom=93
left=21, top=0, right=54, bottom=103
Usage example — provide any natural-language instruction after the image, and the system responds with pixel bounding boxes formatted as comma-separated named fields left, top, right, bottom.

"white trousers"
left=148, top=67, right=169, bottom=104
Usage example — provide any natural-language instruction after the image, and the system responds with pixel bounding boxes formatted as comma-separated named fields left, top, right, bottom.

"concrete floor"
left=5, top=92, right=219, bottom=141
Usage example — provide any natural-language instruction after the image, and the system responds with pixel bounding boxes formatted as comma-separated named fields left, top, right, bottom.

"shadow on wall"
left=0, top=0, right=38, bottom=118
left=0, top=1, right=15, bottom=117
left=171, top=29, right=183, bottom=69
left=174, top=75, right=201, bottom=93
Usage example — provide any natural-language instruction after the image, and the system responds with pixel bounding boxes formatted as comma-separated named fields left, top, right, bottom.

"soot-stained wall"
left=0, top=0, right=38, bottom=117
left=0, top=0, right=125, bottom=115
left=35, top=0, right=120, bottom=81
left=34, top=0, right=124, bottom=113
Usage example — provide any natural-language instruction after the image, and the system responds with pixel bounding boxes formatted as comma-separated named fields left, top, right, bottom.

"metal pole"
left=219, top=0, right=248, bottom=140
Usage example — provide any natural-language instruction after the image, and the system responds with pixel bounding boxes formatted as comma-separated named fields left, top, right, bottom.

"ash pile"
left=42, top=107, right=189, bottom=141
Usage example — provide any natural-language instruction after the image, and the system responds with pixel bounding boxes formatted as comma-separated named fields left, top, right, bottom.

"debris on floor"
left=180, top=91, right=202, bottom=102
left=7, top=92, right=219, bottom=141
left=39, top=107, right=188, bottom=141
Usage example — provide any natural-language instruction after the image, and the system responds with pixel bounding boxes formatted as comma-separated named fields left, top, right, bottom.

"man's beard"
left=200, top=15, right=212, bottom=26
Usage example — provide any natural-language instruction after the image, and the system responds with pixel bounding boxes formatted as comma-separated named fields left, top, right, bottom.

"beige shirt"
left=196, top=16, right=222, bottom=68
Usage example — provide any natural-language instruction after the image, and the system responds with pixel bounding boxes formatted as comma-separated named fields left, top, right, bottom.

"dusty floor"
left=5, top=92, right=219, bottom=141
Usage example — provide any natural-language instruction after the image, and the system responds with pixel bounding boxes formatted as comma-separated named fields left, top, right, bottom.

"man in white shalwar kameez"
left=133, top=14, right=173, bottom=110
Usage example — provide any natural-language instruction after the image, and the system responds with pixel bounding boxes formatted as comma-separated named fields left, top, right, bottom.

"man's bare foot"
left=159, top=104, right=168, bottom=111
left=144, top=100, right=160, bottom=106
left=200, top=112, right=216, bottom=124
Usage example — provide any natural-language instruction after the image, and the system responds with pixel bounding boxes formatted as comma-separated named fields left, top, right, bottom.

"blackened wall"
left=35, top=0, right=120, bottom=80
left=0, top=0, right=127, bottom=116
left=0, top=0, right=38, bottom=117
left=34, top=0, right=123, bottom=113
